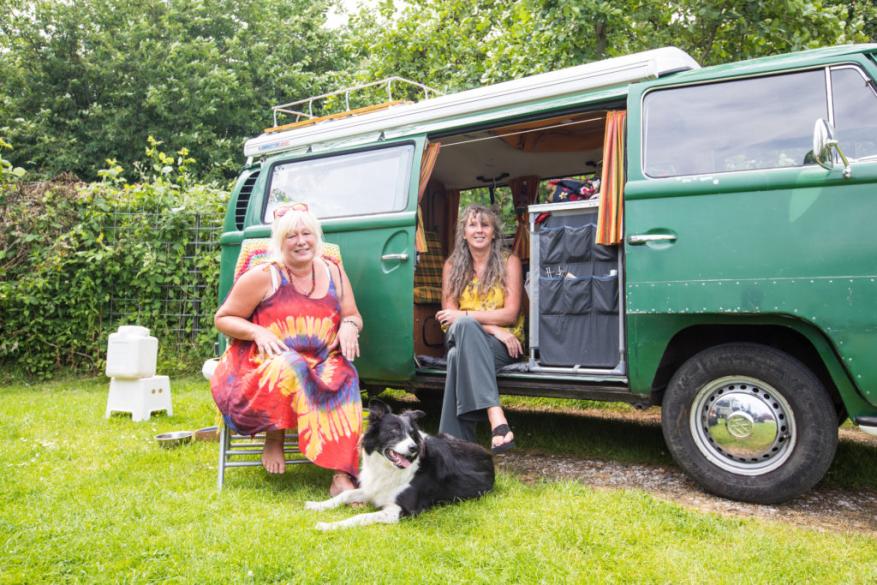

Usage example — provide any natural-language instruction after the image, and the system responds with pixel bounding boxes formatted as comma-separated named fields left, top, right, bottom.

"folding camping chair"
left=217, top=426, right=311, bottom=490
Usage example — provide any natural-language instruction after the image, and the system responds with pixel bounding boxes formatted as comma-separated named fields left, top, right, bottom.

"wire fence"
left=102, top=211, right=224, bottom=342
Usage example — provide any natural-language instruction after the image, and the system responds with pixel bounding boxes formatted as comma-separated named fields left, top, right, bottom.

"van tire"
left=661, top=343, right=837, bottom=504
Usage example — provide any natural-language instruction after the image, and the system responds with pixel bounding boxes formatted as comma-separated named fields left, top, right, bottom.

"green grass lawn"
left=2, top=376, right=877, bottom=584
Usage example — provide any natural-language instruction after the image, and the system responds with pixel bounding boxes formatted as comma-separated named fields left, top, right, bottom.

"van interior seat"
left=414, top=231, right=444, bottom=304
left=413, top=231, right=445, bottom=357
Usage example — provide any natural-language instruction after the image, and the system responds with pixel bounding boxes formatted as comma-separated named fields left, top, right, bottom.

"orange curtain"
left=596, top=110, right=626, bottom=245
left=509, top=175, right=539, bottom=260
left=444, top=189, right=461, bottom=256
left=416, top=142, right=442, bottom=253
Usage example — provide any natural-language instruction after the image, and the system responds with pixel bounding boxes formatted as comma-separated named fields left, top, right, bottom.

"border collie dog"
left=304, top=399, right=495, bottom=530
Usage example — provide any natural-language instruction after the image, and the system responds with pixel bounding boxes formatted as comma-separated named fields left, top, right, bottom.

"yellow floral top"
left=458, top=277, right=526, bottom=345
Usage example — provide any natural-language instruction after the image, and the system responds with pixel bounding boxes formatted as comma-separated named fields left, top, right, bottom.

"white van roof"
left=244, top=47, right=699, bottom=158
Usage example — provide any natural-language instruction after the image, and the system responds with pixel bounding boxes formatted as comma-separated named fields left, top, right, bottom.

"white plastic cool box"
left=105, top=325, right=158, bottom=379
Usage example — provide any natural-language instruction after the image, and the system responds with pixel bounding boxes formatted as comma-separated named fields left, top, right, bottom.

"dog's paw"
left=304, top=500, right=324, bottom=511
left=315, top=521, right=337, bottom=531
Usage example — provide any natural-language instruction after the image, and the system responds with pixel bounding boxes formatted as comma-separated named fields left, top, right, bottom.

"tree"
left=344, top=0, right=876, bottom=96
left=0, top=0, right=350, bottom=180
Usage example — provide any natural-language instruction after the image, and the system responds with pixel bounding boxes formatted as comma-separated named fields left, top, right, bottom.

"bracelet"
left=341, top=318, right=361, bottom=332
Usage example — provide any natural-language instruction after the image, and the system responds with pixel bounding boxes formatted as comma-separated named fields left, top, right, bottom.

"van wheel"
left=661, top=343, right=837, bottom=504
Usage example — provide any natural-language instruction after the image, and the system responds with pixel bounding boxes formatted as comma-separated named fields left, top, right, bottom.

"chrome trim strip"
left=526, top=364, right=627, bottom=377
left=825, top=66, right=835, bottom=127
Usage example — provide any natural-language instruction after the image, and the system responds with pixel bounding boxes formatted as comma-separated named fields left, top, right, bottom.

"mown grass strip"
left=1, top=376, right=876, bottom=584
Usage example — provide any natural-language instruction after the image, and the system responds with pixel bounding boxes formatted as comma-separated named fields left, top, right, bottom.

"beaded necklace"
left=286, top=262, right=316, bottom=297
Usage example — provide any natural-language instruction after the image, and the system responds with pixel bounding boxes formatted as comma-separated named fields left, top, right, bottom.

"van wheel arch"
left=651, top=324, right=844, bottom=420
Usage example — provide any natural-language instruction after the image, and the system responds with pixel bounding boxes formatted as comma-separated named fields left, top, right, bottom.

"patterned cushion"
left=414, top=232, right=443, bottom=288
left=413, top=286, right=443, bottom=304
left=234, top=238, right=342, bottom=282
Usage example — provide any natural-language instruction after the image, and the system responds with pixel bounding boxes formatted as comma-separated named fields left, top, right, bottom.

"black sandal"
left=491, top=424, right=516, bottom=454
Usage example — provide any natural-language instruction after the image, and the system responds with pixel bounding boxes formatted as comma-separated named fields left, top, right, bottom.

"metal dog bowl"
left=194, top=426, right=219, bottom=442
left=156, top=431, right=193, bottom=448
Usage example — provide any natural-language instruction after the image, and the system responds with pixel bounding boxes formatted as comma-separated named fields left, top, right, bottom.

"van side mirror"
left=812, top=118, right=851, bottom=178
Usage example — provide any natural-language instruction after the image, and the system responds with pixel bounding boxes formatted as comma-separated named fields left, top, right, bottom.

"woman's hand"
left=436, top=308, right=466, bottom=329
left=488, top=326, right=523, bottom=359
left=252, top=326, right=288, bottom=356
left=336, top=320, right=360, bottom=361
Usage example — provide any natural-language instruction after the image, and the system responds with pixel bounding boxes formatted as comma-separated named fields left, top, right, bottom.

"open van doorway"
left=412, top=108, right=627, bottom=387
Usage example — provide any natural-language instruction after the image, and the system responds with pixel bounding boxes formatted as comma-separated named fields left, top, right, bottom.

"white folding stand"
left=105, top=325, right=172, bottom=421
left=105, top=375, right=173, bottom=422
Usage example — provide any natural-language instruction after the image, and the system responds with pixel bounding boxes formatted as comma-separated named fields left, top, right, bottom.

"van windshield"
left=264, top=144, right=415, bottom=221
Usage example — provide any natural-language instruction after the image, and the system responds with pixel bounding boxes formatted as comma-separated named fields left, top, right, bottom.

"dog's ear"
left=403, top=409, right=426, bottom=422
left=368, top=398, right=391, bottom=419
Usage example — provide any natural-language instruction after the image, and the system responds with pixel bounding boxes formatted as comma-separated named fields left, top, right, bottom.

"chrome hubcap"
left=690, top=376, right=795, bottom=476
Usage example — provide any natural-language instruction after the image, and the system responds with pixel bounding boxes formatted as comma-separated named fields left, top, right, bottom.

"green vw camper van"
left=212, top=45, right=877, bottom=504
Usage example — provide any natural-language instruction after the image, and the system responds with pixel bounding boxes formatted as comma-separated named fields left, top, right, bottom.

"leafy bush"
left=0, top=139, right=227, bottom=378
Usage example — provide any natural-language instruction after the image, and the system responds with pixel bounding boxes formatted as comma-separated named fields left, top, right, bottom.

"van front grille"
left=235, top=171, right=259, bottom=230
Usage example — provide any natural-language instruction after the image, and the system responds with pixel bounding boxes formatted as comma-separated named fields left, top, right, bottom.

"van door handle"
left=381, top=252, right=409, bottom=262
left=628, top=234, right=677, bottom=245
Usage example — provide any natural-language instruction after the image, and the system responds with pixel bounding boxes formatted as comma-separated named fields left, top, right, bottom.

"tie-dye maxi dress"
left=211, top=263, right=362, bottom=476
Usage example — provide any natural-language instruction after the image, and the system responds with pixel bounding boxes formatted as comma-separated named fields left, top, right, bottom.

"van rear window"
left=264, top=144, right=414, bottom=221
left=643, top=70, right=827, bottom=177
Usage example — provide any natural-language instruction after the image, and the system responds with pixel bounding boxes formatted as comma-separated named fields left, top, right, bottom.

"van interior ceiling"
left=429, top=111, right=608, bottom=191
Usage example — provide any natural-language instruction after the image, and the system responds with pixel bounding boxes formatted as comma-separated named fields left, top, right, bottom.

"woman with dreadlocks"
left=435, top=204, right=524, bottom=453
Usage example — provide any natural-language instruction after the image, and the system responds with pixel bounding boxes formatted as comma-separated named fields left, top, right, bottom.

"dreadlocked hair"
left=447, top=204, right=507, bottom=301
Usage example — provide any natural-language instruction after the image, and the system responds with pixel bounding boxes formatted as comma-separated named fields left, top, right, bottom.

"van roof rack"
left=245, top=47, right=701, bottom=158
left=266, top=77, right=443, bottom=134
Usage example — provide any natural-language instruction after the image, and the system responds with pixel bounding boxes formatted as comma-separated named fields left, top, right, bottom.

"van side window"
left=831, top=66, right=877, bottom=159
left=643, top=70, right=827, bottom=177
left=264, top=144, right=415, bottom=221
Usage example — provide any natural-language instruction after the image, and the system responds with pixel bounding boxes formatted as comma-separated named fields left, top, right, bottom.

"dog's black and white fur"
left=304, top=399, right=495, bottom=530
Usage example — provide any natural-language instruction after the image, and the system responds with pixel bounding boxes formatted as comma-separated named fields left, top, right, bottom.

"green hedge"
left=0, top=142, right=228, bottom=378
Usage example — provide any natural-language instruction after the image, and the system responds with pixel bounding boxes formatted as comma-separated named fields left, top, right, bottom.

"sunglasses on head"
left=273, top=202, right=309, bottom=219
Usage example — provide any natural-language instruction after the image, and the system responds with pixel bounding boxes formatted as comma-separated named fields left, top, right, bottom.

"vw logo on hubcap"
left=726, top=412, right=754, bottom=439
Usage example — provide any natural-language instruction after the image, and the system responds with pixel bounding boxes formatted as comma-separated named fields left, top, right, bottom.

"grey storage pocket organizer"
left=539, top=314, right=620, bottom=368
left=593, top=242, right=616, bottom=261
left=565, top=276, right=593, bottom=313
left=593, top=275, right=618, bottom=314
left=539, top=314, right=589, bottom=366
left=540, top=227, right=566, bottom=265
left=540, top=225, right=595, bottom=264
left=562, top=225, right=593, bottom=261
left=539, top=276, right=592, bottom=315
left=539, top=277, right=565, bottom=314
left=536, top=211, right=620, bottom=368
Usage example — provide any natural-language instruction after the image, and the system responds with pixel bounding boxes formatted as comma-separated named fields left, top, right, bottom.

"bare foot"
left=261, top=430, right=286, bottom=474
left=329, top=472, right=356, bottom=497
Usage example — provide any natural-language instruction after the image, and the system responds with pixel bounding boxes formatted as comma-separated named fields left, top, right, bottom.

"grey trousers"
left=438, top=316, right=515, bottom=441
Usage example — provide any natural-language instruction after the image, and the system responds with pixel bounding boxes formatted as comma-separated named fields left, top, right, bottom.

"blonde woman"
left=211, top=203, right=363, bottom=495
left=436, top=204, right=524, bottom=453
